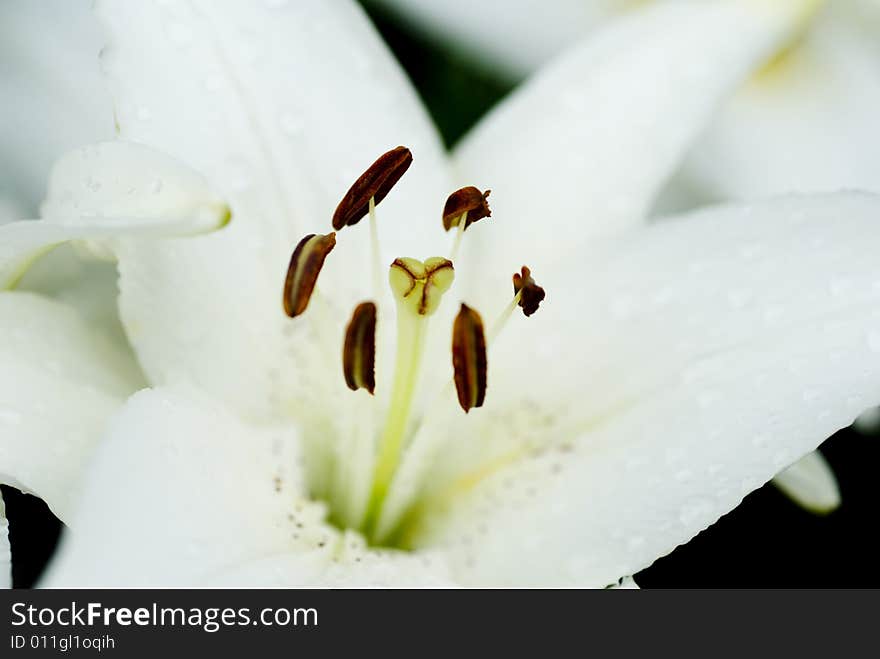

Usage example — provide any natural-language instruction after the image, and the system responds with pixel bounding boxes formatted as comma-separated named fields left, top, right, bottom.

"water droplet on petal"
left=678, top=497, right=714, bottom=526
left=166, top=21, right=193, bottom=47
left=279, top=113, right=302, bottom=136
left=203, top=74, right=223, bottom=92
left=0, top=408, right=22, bottom=425
left=726, top=289, right=752, bottom=309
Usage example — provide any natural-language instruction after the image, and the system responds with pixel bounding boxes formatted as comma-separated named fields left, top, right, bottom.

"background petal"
left=772, top=450, right=841, bottom=514
left=683, top=3, right=880, bottom=200
left=369, top=0, right=619, bottom=77
left=452, top=0, right=812, bottom=317
left=0, top=0, right=112, bottom=211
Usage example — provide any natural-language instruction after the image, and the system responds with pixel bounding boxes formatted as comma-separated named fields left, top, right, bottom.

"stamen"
left=342, top=302, right=377, bottom=395
left=442, top=187, right=491, bottom=232
left=332, top=146, right=413, bottom=230
left=282, top=232, right=337, bottom=318
left=487, top=265, right=546, bottom=342
left=512, top=265, right=546, bottom=317
left=368, top=195, right=381, bottom=296
left=452, top=304, right=488, bottom=413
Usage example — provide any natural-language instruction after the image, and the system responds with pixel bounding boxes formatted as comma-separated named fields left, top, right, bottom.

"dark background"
left=4, top=3, right=879, bottom=588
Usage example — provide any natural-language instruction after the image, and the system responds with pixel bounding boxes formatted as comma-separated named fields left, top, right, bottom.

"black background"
left=4, top=2, right=879, bottom=588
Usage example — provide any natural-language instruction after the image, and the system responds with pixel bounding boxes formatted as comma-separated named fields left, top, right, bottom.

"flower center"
left=282, top=147, right=545, bottom=547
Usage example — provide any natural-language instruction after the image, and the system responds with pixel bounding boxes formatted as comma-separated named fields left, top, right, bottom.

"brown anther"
left=282, top=232, right=337, bottom=318
left=512, top=266, right=546, bottom=317
left=331, top=146, right=413, bottom=230
left=343, top=302, right=377, bottom=395
left=452, top=304, right=488, bottom=413
left=442, top=187, right=491, bottom=231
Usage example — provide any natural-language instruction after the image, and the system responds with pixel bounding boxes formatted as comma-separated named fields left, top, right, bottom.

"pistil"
left=362, top=257, right=454, bottom=536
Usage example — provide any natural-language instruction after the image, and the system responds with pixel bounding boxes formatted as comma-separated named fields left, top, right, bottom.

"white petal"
left=41, top=141, right=230, bottom=229
left=684, top=5, right=880, bottom=200
left=0, top=492, right=10, bottom=589
left=416, top=193, right=880, bottom=586
left=772, top=450, right=841, bottom=514
left=43, top=385, right=455, bottom=586
left=16, top=246, right=135, bottom=356
left=1, top=142, right=231, bottom=289
left=0, top=292, right=141, bottom=521
left=43, top=386, right=306, bottom=586
left=371, top=0, right=618, bottom=77
left=453, top=0, right=814, bottom=316
left=95, top=0, right=452, bottom=418
left=0, top=0, right=113, bottom=211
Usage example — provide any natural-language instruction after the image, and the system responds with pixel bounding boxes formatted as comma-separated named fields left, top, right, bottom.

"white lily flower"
left=2, top=0, right=879, bottom=587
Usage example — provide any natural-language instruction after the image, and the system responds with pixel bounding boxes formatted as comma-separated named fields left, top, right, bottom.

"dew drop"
left=0, top=408, right=22, bottom=425
left=166, top=21, right=193, bottom=46
left=726, top=288, right=752, bottom=309
left=829, top=276, right=852, bottom=298
left=278, top=113, right=302, bottom=136
left=674, top=469, right=694, bottom=483
left=697, top=390, right=720, bottom=408
left=203, top=74, right=223, bottom=92
left=678, top=497, right=713, bottom=526
left=627, top=535, right=645, bottom=550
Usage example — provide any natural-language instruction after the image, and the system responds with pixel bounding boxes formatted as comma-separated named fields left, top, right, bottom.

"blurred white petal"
left=370, top=0, right=619, bottom=77
left=454, top=0, right=811, bottom=316
left=852, top=406, right=880, bottom=434
left=684, top=5, right=880, bottom=200
left=0, top=0, right=112, bottom=211
left=772, top=450, right=841, bottom=514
